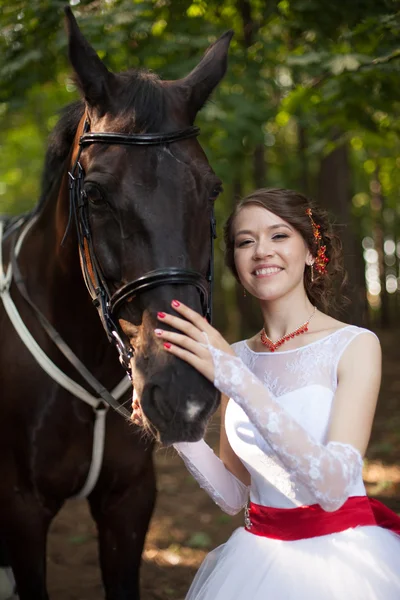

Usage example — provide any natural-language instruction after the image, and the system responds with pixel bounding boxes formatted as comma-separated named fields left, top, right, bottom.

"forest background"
left=1, top=4, right=400, bottom=597
left=1, top=0, right=400, bottom=340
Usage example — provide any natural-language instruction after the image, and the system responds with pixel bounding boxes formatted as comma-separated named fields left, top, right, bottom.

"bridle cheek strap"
left=82, top=238, right=96, bottom=292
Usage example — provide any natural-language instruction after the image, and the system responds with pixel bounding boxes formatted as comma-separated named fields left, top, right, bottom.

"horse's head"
left=64, top=9, right=232, bottom=445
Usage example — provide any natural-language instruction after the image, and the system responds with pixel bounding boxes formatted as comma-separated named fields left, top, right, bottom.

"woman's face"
left=232, top=204, right=313, bottom=302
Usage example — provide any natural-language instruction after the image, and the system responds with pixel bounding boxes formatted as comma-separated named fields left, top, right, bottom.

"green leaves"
left=328, top=54, right=361, bottom=75
left=1, top=0, right=400, bottom=263
left=186, top=531, right=212, bottom=549
left=287, top=51, right=323, bottom=67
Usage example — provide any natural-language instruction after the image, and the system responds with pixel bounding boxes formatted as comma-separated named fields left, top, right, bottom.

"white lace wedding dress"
left=176, top=326, right=400, bottom=600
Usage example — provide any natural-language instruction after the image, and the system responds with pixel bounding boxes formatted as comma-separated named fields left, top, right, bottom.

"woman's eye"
left=84, top=184, right=105, bottom=205
left=237, top=239, right=252, bottom=248
left=272, top=233, right=288, bottom=240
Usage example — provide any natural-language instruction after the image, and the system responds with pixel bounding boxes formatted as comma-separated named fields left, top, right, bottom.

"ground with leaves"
left=47, top=329, right=400, bottom=600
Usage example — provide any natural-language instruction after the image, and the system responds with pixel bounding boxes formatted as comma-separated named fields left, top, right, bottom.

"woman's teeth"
left=254, top=267, right=282, bottom=276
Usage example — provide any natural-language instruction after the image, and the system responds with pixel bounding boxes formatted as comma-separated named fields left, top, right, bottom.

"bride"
left=134, top=187, right=400, bottom=599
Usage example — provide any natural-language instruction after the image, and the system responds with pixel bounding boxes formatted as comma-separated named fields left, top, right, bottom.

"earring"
left=243, top=287, right=247, bottom=297
left=310, top=264, right=314, bottom=283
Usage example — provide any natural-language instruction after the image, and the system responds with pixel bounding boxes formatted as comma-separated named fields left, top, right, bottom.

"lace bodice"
left=175, top=325, right=377, bottom=516
left=225, top=326, right=371, bottom=509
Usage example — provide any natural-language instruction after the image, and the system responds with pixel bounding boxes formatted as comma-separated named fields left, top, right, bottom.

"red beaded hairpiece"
left=306, top=208, right=329, bottom=275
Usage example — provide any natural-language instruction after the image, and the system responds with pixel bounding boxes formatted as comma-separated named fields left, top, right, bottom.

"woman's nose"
left=253, top=241, right=274, bottom=260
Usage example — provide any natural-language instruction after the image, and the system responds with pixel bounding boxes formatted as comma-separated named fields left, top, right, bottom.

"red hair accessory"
left=306, top=208, right=329, bottom=275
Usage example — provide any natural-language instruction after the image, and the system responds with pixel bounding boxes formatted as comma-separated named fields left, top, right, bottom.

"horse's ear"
left=64, top=7, right=115, bottom=112
left=176, top=30, right=234, bottom=121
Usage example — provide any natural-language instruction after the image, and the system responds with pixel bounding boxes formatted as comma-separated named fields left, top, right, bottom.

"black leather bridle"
left=68, top=120, right=216, bottom=378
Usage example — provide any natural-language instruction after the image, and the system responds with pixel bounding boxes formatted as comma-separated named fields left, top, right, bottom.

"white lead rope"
left=0, top=219, right=132, bottom=498
left=74, top=404, right=108, bottom=499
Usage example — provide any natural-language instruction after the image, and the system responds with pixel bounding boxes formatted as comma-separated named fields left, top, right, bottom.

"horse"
left=0, top=8, right=232, bottom=599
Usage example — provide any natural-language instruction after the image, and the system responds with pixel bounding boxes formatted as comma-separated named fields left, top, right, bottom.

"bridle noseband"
left=68, top=120, right=216, bottom=378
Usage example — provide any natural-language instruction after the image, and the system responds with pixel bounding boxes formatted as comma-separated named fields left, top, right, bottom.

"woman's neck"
left=259, top=291, right=315, bottom=341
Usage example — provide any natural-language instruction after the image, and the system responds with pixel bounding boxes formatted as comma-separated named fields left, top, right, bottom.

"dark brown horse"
left=0, top=9, right=232, bottom=599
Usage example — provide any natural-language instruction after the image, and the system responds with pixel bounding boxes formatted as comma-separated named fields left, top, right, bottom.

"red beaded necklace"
left=260, top=307, right=317, bottom=352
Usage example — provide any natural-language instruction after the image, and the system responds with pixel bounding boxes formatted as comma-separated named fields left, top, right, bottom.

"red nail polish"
left=157, top=312, right=166, bottom=318
left=171, top=300, right=180, bottom=308
left=163, top=342, right=171, bottom=349
left=154, top=329, right=163, bottom=336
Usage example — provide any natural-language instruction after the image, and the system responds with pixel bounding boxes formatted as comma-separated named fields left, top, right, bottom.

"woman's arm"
left=210, top=331, right=381, bottom=511
left=173, top=438, right=249, bottom=515
left=172, top=396, right=250, bottom=516
left=327, top=333, right=381, bottom=455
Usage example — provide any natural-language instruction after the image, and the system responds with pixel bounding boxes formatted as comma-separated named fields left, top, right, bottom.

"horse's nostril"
left=152, top=385, right=174, bottom=422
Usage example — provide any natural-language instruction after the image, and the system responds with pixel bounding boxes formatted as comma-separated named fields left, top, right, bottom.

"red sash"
left=245, top=496, right=400, bottom=541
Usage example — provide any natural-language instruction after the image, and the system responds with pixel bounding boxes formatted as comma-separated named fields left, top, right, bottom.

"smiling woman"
left=224, top=187, right=345, bottom=314
left=146, top=187, right=400, bottom=600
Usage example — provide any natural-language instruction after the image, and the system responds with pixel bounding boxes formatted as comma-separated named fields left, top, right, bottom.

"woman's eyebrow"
left=235, top=223, right=292, bottom=236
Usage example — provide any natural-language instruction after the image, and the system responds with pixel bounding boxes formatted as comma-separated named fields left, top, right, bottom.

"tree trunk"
left=237, top=0, right=255, bottom=47
left=317, top=142, right=368, bottom=326
left=233, top=0, right=264, bottom=338
left=371, top=170, right=390, bottom=328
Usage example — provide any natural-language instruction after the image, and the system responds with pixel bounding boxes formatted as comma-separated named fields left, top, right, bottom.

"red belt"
left=245, top=496, right=400, bottom=541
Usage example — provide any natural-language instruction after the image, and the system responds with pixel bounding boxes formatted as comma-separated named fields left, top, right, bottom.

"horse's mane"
left=35, top=69, right=166, bottom=213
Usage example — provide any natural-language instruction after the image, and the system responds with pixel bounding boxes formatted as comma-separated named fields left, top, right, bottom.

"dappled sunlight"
left=363, top=461, right=400, bottom=498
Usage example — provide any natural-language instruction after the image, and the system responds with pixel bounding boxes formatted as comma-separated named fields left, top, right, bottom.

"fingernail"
left=163, top=342, right=171, bottom=349
left=154, top=328, right=163, bottom=336
left=157, top=312, right=166, bottom=318
left=171, top=300, right=180, bottom=308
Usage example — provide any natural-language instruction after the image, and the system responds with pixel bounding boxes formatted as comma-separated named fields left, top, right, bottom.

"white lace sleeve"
left=209, top=347, right=363, bottom=512
left=173, top=439, right=249, bottom=515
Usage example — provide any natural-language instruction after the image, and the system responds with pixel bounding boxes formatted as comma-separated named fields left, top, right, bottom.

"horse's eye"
left=84, top=184, right=105, bottom=205
left=210, top=184, right=223, bottom=201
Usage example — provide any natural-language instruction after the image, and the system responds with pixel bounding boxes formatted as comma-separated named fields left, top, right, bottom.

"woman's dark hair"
left=223, top=188, right=347, bottom=313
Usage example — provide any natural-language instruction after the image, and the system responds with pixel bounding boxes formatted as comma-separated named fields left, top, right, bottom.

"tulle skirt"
left=185, top=525, right=400, bottom=600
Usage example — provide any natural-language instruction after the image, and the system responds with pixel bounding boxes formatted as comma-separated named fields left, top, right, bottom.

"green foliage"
left=0, top=1, right=399, bottom=325
left=186, top=531, right=212, bottom=548
left=1, top=1, right=399, bottom=208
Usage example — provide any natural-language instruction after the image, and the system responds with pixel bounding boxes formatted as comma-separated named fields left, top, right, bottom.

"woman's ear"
left=305, top=251, right=315, bottom=267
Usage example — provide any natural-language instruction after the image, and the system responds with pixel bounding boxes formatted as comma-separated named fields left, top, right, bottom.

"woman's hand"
left=155, top=300, right=235, bottom=383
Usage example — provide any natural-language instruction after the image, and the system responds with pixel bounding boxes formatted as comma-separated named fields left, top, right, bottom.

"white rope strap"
left=74, top=405, right=109, bottom=499
left=0, top=219, right=132, bottom=498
